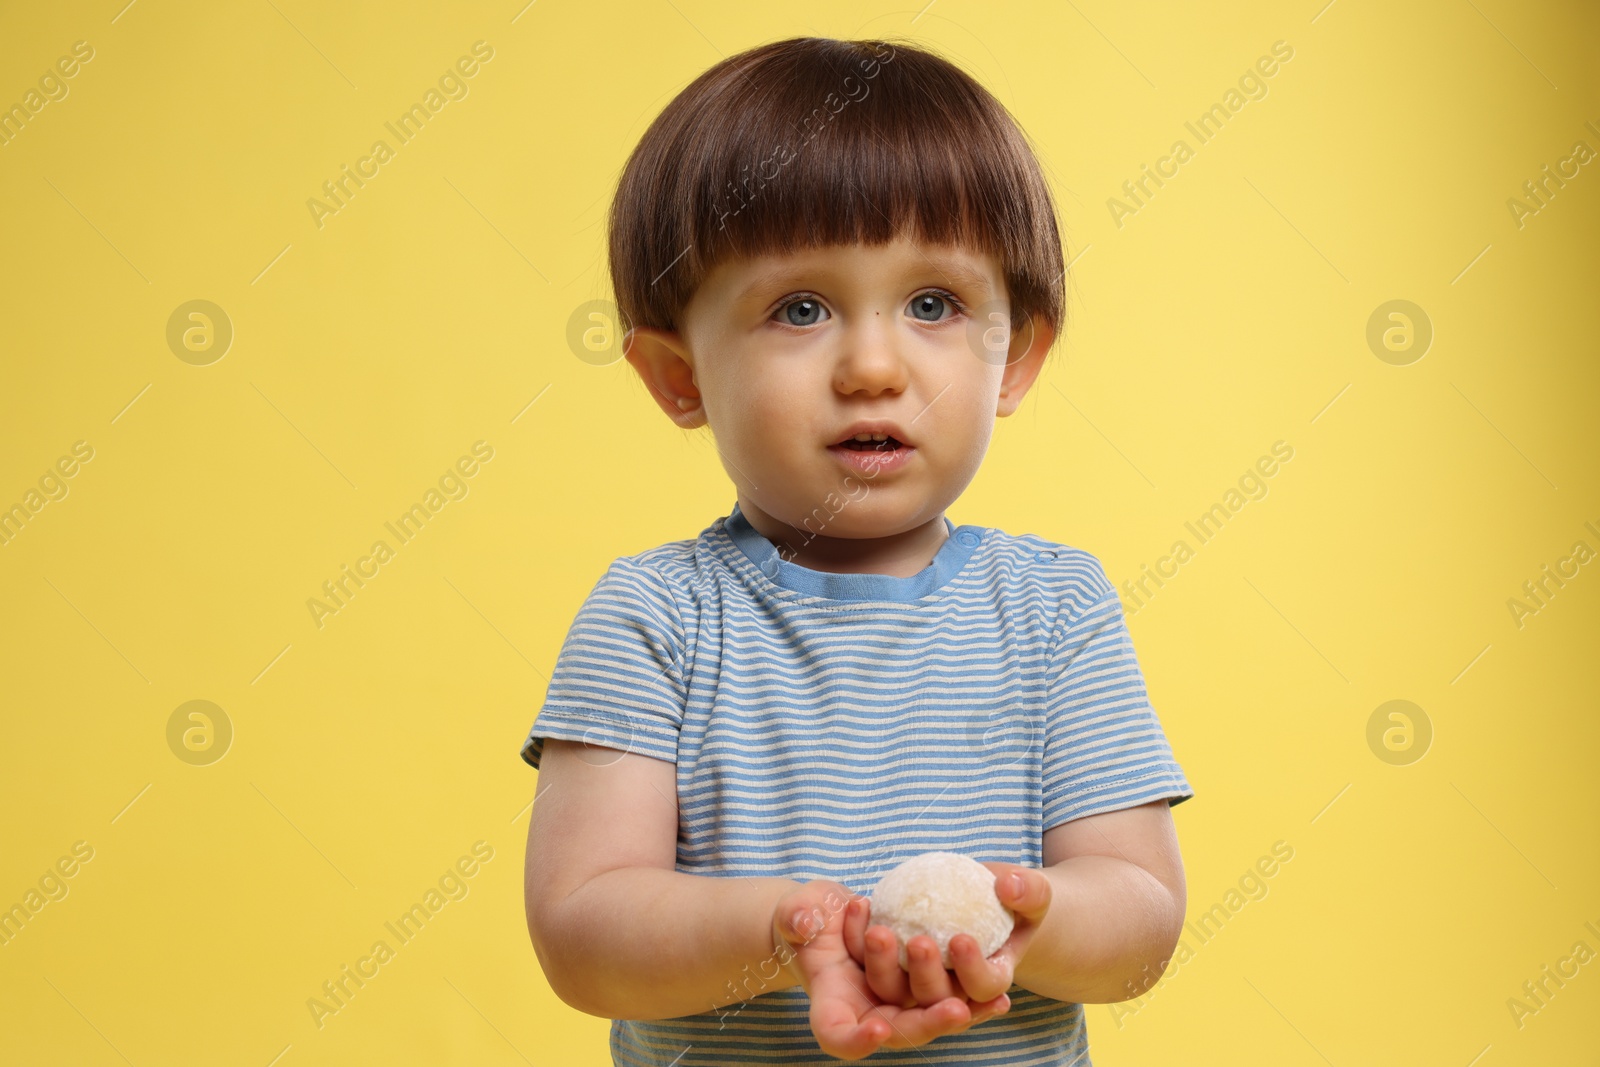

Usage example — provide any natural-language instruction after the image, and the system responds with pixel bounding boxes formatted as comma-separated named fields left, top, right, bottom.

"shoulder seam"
left=1045, top=555, right=1118, bottom=667
left=631, top=556, right=691, bottom=691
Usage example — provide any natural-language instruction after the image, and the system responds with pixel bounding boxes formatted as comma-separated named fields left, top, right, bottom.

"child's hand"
left=772, top=880, right=1011, bottom=1060
left=843, top=862, right=1052, bottom=1010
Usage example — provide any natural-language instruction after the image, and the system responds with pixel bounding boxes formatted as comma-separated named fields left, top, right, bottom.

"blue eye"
left=769, top=288, right=968, bottom=330
left=908, top=289, right=966, bottom=322
left=775, top=296, right=828, bottom=327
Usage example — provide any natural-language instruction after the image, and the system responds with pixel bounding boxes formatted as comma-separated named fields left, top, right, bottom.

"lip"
left=831, top=419, right=914, bottom=447
left=827, top=441, right=916, bottom=475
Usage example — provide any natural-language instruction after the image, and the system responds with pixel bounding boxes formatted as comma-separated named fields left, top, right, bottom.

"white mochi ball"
left=868, top=851, right=1015, bottom=971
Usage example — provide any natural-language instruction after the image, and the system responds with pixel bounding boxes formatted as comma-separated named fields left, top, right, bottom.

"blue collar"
left=722, top=501, right=985, bottom=603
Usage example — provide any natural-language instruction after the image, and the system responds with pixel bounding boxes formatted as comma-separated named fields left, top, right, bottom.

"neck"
left=737, top=499, right=949, bottom=578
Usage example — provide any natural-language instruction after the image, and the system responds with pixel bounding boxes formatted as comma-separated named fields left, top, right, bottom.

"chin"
left=799, top=505, right=932, bottom=539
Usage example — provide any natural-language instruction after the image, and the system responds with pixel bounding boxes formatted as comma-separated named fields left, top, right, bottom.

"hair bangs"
left=609, top=36, right=1064, bottom=341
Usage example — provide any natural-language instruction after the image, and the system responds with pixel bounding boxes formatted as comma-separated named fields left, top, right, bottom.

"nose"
left=832, top=317, right=909, bottom=396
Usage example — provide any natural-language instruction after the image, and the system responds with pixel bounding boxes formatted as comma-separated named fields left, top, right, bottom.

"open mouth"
left=836, top=437, right=905, bottom=452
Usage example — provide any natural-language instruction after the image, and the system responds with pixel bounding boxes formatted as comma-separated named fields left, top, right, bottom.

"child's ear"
left=623, top=326, right=706, bottom=429
left=996, top=315, right=1056, bottom=418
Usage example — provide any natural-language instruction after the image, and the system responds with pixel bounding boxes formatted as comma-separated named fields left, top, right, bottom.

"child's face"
left=625, top=234, right=1053, bottom=541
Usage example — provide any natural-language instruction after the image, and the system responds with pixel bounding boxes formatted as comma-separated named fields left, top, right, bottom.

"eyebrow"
left=736, top=257, right=994, bottom=304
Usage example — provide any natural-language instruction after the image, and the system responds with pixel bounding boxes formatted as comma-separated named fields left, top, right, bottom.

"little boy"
left=520, top=35, right=1193, bottom=1066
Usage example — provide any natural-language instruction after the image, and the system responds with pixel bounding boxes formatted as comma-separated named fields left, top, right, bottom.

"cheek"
left=963, top=405, right=996, bottom=443
left=941, top=361, right=1001, bottom=430
left=717, top=384, right=790, bottom=434
left=710, top=363, right=814, bottom=437
left=930, top=371, right=1000, bottom=467
left=744, top=386, right=802, bottom=423
left=951, top=410, right=996, bottom=464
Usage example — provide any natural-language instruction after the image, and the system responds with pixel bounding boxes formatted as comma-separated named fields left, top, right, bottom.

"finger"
left=949, top=932, right=1008, bottom=1003
left=810, top=996, right=891, bottom=1061
left=944, top=991, right=1012, bottom=1036
left=843, top=896, right=869, bottom=964
left=780, top=905, right=823, bottom=951
left=945, top=1001, right=1007, bottom=1038
left=877, top=997, right=972, bottom=1050
left=973, top=990, right=1012, bottom=1023
left=864, top=925, right=913, bottom=1006
left=906, top=934, right=958, bottom=1006
left=997, top=866, right=1052, bottom=922
left=782, top=883, right=851, bottom=947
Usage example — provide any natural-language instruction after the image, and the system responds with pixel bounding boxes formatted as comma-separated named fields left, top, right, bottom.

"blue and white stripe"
left=522, top=501, right=1193, bottom=1066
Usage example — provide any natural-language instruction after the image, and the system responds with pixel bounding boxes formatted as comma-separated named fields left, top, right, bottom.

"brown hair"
left=607, top=35, right=1066, bottom=348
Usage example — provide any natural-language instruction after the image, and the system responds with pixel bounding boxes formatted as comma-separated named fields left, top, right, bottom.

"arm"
left=524, top=737, right=803, bottom=1020
left=1011, top=798, right=1187, bottom=1004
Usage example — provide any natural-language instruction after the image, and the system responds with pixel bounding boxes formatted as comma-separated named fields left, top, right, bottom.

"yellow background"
left=1, top=0, right=1596, bottom=1063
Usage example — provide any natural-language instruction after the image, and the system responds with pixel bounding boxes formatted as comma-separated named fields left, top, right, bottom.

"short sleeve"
left=519, top=558, right=688, bottom=770
left=1041, top=559, right=1193, bottom=830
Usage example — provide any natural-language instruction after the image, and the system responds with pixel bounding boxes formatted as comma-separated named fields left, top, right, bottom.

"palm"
left=787, top=898, right=994, bottom=1059
left=801, top=928, right=893, bottom=1049
left=840, top=862, right=1050, bottom=1010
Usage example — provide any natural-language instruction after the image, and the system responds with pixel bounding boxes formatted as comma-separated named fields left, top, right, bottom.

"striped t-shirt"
left=520, top=501, right=1193, bottom=1066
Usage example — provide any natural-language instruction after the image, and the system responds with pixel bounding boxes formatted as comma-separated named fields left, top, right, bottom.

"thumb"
left=778, top=880, right=851, bottom=944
